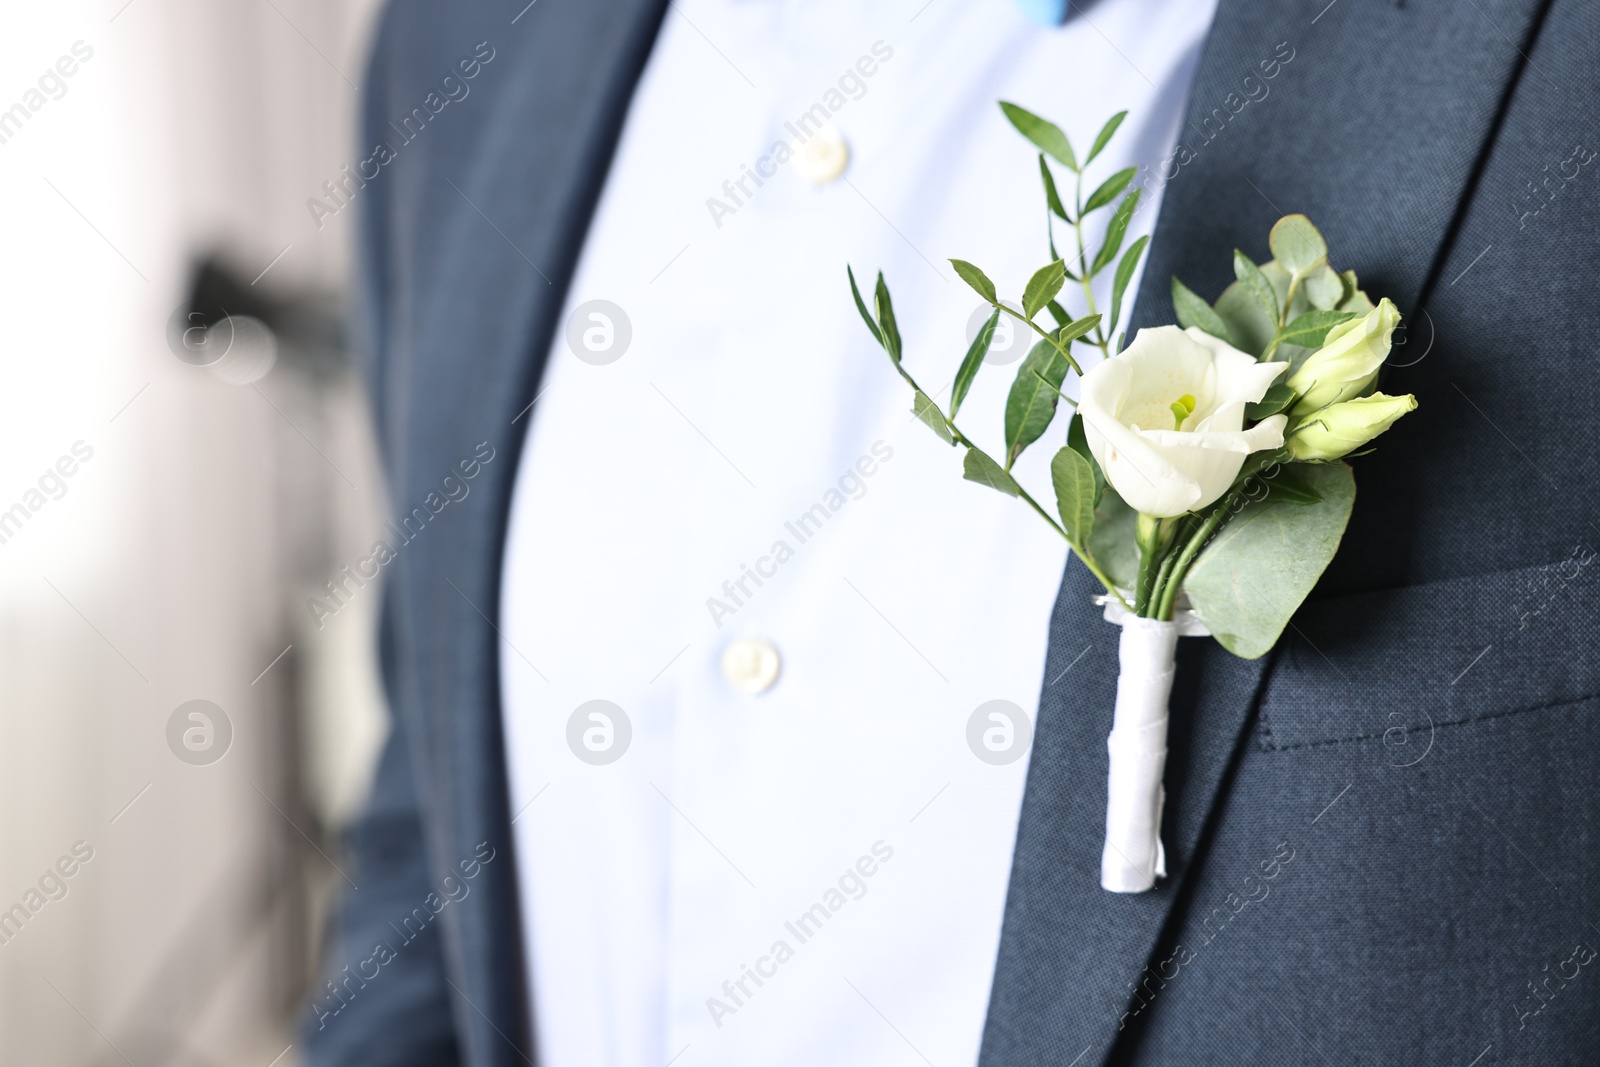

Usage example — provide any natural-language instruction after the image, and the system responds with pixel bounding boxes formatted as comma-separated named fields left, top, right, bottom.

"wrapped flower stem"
left=1100, top=616, right=1178, bottom=893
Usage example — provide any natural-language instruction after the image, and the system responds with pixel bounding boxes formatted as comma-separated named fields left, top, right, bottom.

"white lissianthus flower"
left=1080, top=326, right=1288, bottom=518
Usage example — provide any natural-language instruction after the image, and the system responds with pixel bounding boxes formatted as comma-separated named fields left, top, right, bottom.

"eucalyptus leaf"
left=1335, top=269, right=1355, bottom=308
left=950, top=259, right=997, bottom=303
left=1171, top=276, right=1235, bottom=346
left=1268, top=214, right=1328, bottom=275
left=1003, top=339, right=1070, bottom=466
left=911, top=390, right=954, bottom=445
left=1083, top=168, right=1137, bottom=214
left=1260, top=261, right=1306, bottom=319
left=1085, top=110, right=1128, bottom=165
left=999, top=101, right=1077, bottom=170
left=1248, top=259, right=1324, bottom=371
left=950, top=309, right=999, bottom=419
left=1232, top=250, right=1279, bottom=323
left=1091, top=188, right=1141, bottom=274
left=1023, top=260, right=1067, bottom=320
left=1213, top=281, right=1274, bottom=358
left=1087, top=488, right=1140, bottom=591
left=1245, top=382, right=1295, bottom=420
left=963, top=446, right=1022, bottom=496
left=1050, top=446, right=1098, bottom=547
left=1231, top=446, right=1292, bottom=491
left=874, top=273, right=901, bottom=363
left=847, top=266, right=884, bottom=349
left=1302, top=265, right=1345, bottom=311
left=1278, top=308, right=1357, bottom=348
left=1262, top=466, right=1322, bottom=505
left=1047, top=299, right=1072, bottom=329
left=1336, top=270, right=1375, bottom=315
left=1183, top=462, right=1355, bottom=659
left=1039, top=154, right=1069, bottom=221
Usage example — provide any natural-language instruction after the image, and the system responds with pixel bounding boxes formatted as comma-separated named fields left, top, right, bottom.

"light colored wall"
left=0, top=1, right=388, bottom=1063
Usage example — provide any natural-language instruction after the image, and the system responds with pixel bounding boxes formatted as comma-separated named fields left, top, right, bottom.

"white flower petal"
left=1110, top=327, right=1217, bottom=430
left=1185, top=327, right=1289, bottom=407
left=1080, top=329, right=1290, bottom=518
left=1102, top=438, right=1204, bottom=516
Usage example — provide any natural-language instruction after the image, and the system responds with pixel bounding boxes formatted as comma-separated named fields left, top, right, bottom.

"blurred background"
left=0, top=1, right=391, bottom=1062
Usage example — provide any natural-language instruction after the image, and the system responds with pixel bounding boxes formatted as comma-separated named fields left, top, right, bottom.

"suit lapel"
left=375, top=1, right=668, bottom=1063
left=980, top=0, right=1550, bottom=1062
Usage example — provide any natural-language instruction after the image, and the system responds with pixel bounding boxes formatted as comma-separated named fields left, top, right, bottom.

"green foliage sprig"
left=848, top=102, right=1149, bottom=611
left=847, top=103, right=1416, bottom=659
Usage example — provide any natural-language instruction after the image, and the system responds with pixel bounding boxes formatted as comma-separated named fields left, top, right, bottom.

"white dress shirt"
left=498, top=1, right=1215, bottom=1064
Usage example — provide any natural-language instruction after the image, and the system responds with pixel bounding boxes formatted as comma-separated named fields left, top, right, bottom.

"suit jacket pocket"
left=1255, top=551, right=1600, bottom=751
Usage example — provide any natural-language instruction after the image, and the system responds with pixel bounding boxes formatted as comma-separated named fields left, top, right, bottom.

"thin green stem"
left=901, top=354, right=1130, bottom=613
left=1073, top=538, right=1134, bottom=611
left=1280, top=274, right=1302, bottom=328
left=994, top=303, right=1084, bottom=376
left=947, top=424, right=1063, bottom=532
left=1134, top=547, right=1160, bottom=615
left=1071, top=170, right=1088, bottom=275
left=1153, top=493, right=1238, bottom=621
left=1150, top=551, right=1178, bottom=618
left=1260, top=271, right=1306, bottom=363
left=940, top=420, right=1130, bottom=612
left=1146, top=513, right=1194, bottom=614
left=1132, top=513, right=1173, bottom=616
left=1069, top=171, right=1113, bottom=361
left=1030, top=369, right=1078, bottom=408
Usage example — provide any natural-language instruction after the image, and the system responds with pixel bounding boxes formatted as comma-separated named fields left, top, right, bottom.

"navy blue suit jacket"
left=306, top=1, right=1600, bottom=1063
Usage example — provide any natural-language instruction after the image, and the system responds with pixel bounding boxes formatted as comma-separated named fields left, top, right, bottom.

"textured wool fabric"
left=307, top=0, right=1600, bottom=1064
left=979, top=0, right=1600, bottom=1063
left=304, top=3, right=670, bottom=1065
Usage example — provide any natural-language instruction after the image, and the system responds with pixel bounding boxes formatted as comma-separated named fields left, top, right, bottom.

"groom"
left=307, top=0, right=1600, bottom=1064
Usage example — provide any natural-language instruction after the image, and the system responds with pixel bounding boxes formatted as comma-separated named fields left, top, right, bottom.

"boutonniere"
left=846, top=102, right=1416, bottom=893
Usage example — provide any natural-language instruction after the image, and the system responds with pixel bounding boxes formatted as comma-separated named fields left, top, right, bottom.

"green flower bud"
left=1287, top=392, right=1417, bottom=461
left=1287, top=298, right=1400, bottom=414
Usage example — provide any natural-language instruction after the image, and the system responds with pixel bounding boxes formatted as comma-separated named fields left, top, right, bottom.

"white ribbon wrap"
left=1094, top=601, right=1209, bottom=894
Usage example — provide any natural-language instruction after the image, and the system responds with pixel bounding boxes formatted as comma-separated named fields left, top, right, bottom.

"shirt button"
left=795, top=127, right=849, bottom=185
left=720, top=638, right=782, bottom=694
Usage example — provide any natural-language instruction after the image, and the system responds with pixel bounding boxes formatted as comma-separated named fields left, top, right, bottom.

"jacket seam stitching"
left=1261, top=688, right=1600, bottom=752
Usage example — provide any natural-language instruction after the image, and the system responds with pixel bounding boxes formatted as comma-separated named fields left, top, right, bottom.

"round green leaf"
left=1268, top=214, right=1328, bottom=276
left=1183, top=463, right=1355, bottom=659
